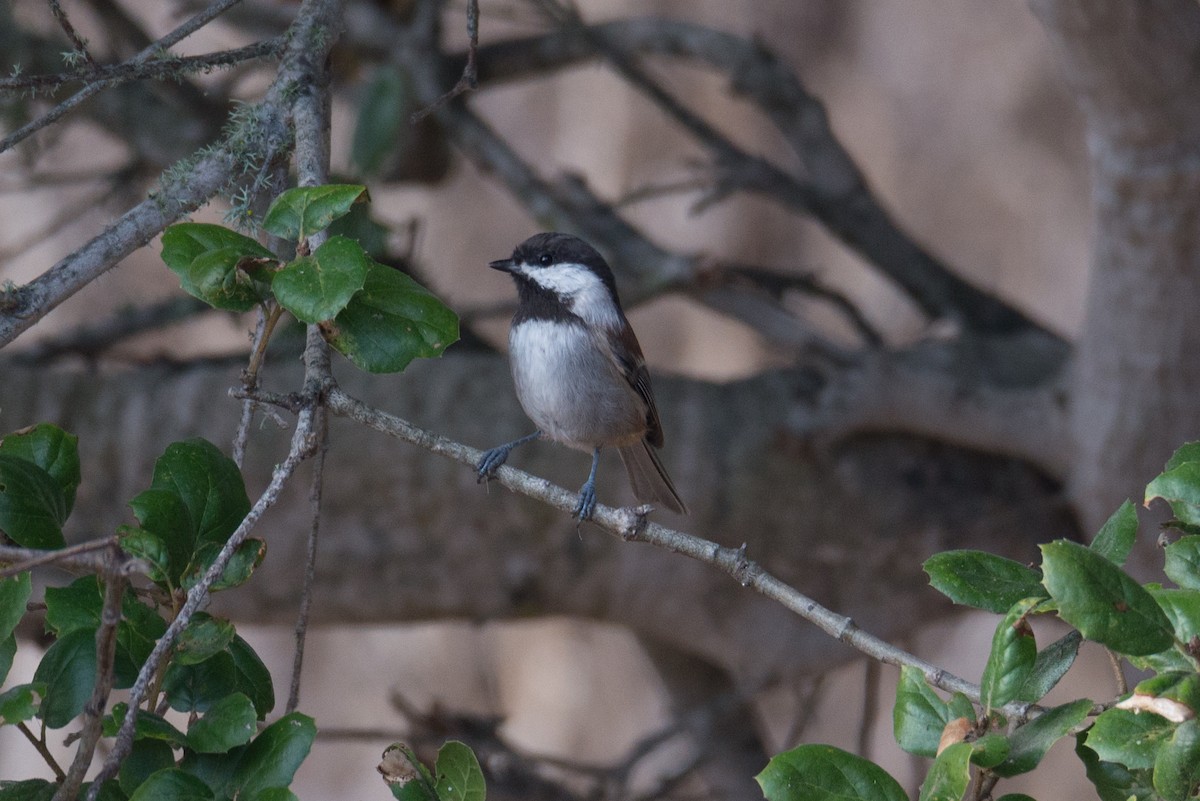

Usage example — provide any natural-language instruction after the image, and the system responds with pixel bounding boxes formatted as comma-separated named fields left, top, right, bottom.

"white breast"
left=508, top=320, right=645, bottom=449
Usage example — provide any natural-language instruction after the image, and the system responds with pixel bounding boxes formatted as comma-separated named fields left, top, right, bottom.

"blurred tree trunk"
left=1032, top=0, right=1200, bottom=544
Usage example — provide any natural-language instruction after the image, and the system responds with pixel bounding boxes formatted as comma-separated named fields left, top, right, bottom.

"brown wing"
left=604, top=322, right=665, bottom=448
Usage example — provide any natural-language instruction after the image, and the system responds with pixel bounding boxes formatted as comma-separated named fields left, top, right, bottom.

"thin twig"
left=17, top=721, right=65, bottom=781
left=1, top=0, right=249, bottom=154
left=53, top=556, right=127, bottom=801
left=0, top=537, right=127, bottom=580
left=287, top=408, right=327, bottom=714
left=317, top=385, right=1024, bottom=715
left=48, top=0, right=99, bottom=68
left=411, top=0, right=480, bottom=121
left=856, top=659, right=880, bottom=759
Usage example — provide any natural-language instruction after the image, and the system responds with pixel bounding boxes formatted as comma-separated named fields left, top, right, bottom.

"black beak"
left=488, top=258, right=515, bottom=273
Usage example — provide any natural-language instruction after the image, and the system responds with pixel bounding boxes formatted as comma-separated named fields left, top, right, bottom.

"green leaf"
left=182, top=539, right=266, bottom=593
left=1153, top=718, right=1200, bottom=801
left=0, top=424, right=80, bottom=516
left=188, top=692, right=257, bottom=753
left=163, top=651, right=237, bottom=714
left=1165, top=536, right=1200, bottom=590
left=245, top=790, right=299, bottom=801
left=229, top=712, right=316, bottom=798
left=0, top=572, right=31, bottom=645
left=118, top=525, right=172, bottom=585
left=1092, top=500, right=1138, bottom=566
left=127, top=768, right=214, bottom=801
left=1148, top=587, right=1200, bottom=646
left=1086, top=707, right=1175, bottom=770
left=994, top=796, right=1037, bottom=801
left=0, top=634, right=15, bottom=686
left=893, top=665, right=951, bottom=758
left=325, top=260, right=459, bottom=373
left=262, top=185, right=369, bottom=242
left=104, top=702, right=187, bottom=746
left=33, top=628, right=96, bottom=728
left=918, top=741, right=972, bottom=801
left=755, top=744, right=907, bottom=801
left=327, top=200, right=389, bottom=260
left=1075, top=735, right=1149, bottom=801
left=969, top=733, right=1010, bottom=768
left=992, top=698, right=1092, bottom=777
left=273, top=235, right=369, bottom=323
left=1147, top=462, right=1200, bottom=526
left=1040, top=539, right=1174, bottom=656
left=120, top=738, right=178, bottom=798
left=434, top=741, right=486, bottom=801
left=0, top=454, right=67, bottom=549
left=981, top=597, right=1040, bottom=711
left=380, top=744, right=438, bottom=801
left=0, top=779, right=56, bottom=801
left=924, top=550, right=1045, bottom=613
left=1015, top=630, right=1081, bottom=703
left=352, top=64, right=412, bottom=177
left=161, top=223, right=275, bottom=311
left=175, top=612, right=236, bottom=666
left=131, top=439, right=250, bottom=583
left=44, top=575, right=101, bottom=635
left=228, top=634, right=275, bottom=719
left=1166, top=442, right=1200, bottom=471
left=0, top=683, right=43, bottom=724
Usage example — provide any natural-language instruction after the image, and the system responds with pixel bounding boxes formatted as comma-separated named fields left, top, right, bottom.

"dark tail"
left=618, top=440, right=687, bottom=514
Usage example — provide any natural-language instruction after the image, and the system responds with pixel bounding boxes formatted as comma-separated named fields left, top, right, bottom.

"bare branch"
left=0, top=537, right=144, bottom=580
left=411, top=0, right=480, bottom=121
left=47, top=0, right=99, bottom=69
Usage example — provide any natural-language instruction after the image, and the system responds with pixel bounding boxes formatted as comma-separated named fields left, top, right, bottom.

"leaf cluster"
left=758, top=443, right=1200, bottom=801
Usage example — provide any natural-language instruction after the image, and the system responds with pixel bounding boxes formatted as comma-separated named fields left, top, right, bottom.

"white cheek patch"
left=519, top=261, right=624, bottom=329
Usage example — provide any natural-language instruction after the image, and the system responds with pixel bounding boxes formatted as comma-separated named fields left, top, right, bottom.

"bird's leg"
left=477, top=431, right=541, bottom=482
left=574, top=447, right=602, bottom=520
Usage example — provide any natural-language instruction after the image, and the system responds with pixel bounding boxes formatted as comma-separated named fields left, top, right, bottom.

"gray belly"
left=509, top=320, right=645, bottom=449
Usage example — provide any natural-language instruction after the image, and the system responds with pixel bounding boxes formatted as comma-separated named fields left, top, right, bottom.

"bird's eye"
left=538, top=253, right=553, bottom=266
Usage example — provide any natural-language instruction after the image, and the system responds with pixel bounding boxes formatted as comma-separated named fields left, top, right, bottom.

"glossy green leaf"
left=182, top=538, right=266, bottom=593
left=1165, top=442, right=1200, bottom=471
left=1154, top=718, right=1200, bottom=801
left=104, top=702, right=187, bottom=746
left=33, top=628, right=96, bottom=728
left=1075, top=735, right=1147, bottom=801
left=893, top=665, right=951, bottom=757
left=1147, top=462, right=1200, bottom=526
left=1092, top=500, right=1138, bottom=566
left=981, top=597, right=1040, bottom=711
left=1041, top=539, right=1174, bottom=656
left=994, top=795, right=1037, bottom=801
left=969, top=733, right=1010, bottom=768
left=1086, top=707, right=1175, bottom=770
left=161, top=223, right=275, bottom=311
left=0, top=572, right=31, bottom=645
left=229, top=712, right=316, bottom=798
left=0, top=424, right=80, bottom=516
left=163, top=651, right=237, bottom=714
left=327, top=200, right=389, bottom=260
left=352, top=64, right=412, bottom=177
left=924, top=550, right=1045, bottom=613
left=273, top=235, right=369, bottom=323
left=120, top=738, right=177, bottom=798
left=992, top=698, right=1092, bottom=777
left=118, top=525, right=171, bottom=585
left=131, top=439, right=250, bottom=583
left=0, top=683, right=43, bottom=724
left=1165, top=536, right=1200, bottom=590
left=756, top=744, right=906, bottom=801
left=918, top=741, right=972, bottom=801
left=188, top=692, right=257, bottom=753
left=1015, top=629, right=1081, bottom=703
left=0, top=454, right=66, bottom=549
left=263, top=185, right=369, bottom=242
left=127, top=768, right=214, bottom=801
left=1132, top=671, right=1200, bottom=711
left=175, top=612, right=236, bottom=666
left=434, top=741, right=486, bottom=801
left=1148, top=587, right=1200, bottom=648
left=325, top=260, right=459, bottom=373
left=228, top=634, right=275, bottom=719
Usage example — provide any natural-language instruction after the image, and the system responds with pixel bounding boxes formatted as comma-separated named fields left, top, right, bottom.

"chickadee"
left=476, top=232, right=687, bottom=520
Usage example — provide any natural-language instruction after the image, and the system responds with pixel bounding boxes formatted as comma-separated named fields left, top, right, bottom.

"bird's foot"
left=573, top=480, right=597, bottom=521
left=476, top=445, right=511, bottom=482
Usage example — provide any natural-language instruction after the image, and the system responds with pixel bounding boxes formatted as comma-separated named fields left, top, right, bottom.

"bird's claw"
left=573, top=482, right=597, bottom=521
left=476, top=446, right=510, bottom=483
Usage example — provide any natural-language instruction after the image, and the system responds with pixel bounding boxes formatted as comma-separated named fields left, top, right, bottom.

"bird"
left=476, top=232, right=687, bottom=520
